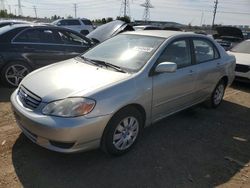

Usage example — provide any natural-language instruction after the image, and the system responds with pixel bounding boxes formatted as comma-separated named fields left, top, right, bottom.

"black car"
left=213, top=26, right=244, bottom=51
left=0, top=24, right=93, bottom=87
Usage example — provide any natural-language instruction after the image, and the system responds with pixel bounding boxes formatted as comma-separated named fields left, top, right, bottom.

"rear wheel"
left=206, top=79, right=226, bottom=108
left=101, top=107, right=143, bottom=156
left=1, top=61, right=31, bottom=87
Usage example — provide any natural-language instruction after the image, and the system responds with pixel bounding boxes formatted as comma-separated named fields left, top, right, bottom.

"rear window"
left=81, top=19, right=92, bottom=25
left=60, top=20, right=81, bottom=26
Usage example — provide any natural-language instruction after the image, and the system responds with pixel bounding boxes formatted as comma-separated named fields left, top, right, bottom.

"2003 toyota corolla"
left=11, top=30, right=235, bottom=155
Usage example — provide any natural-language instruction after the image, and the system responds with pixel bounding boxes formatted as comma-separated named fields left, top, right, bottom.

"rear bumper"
left=11, top=89, right=112, bottom=153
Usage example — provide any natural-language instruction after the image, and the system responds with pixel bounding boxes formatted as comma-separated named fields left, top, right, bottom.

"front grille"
left=18, top=85, right=42, bottom=109
left=235, top=64, right=250, bottom=73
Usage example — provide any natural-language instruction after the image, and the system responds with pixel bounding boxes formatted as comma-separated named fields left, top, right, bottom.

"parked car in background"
left=214, top=26, right=244, bottom=50
left=52, top=18, right=94, bottom=35
left=0, top=20, right=30, bottom=28
left=11, top=30, right=235, bottom=155
left=0, top=24, right=93, bottom=87
left=228, top=40, right=250, bottom=82
left=86, top=20, right=134, bottom=43
left=133, top=25, right=162, bottom=30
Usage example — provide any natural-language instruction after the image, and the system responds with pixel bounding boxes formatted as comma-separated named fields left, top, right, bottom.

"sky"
left=5, top=0, right=250, bottom=26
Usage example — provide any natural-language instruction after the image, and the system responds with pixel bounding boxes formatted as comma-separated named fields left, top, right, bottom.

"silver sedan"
left=11, top=30, right=236, bottom=155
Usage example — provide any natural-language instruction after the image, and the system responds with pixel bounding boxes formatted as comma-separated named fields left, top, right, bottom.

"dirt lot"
left=0, top=82, right=249, bottom=188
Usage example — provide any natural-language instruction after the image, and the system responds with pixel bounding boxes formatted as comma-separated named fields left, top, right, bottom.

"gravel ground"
left=0, top=82, right=249, bottom=188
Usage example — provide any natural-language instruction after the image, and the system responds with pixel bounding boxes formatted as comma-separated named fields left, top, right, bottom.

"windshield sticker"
left=133, top=46, right=154, bottom=53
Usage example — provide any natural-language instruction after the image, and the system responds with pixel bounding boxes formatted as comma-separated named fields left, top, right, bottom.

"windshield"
left=231, top=40, right=250, bottom=54
left=82, top=34, right=165, bottom=72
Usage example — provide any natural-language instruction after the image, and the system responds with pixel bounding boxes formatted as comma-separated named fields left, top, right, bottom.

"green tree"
left=116, top=16, right=130, bottom=23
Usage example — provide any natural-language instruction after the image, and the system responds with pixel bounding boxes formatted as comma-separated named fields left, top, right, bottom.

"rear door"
left=152, top=39, right=198, bottom=122
left=12, top=28, right=65, bottom=68
left=191, top=38, right=222, bottom=100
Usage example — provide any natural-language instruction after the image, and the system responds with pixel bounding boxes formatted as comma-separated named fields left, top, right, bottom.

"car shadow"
left=12, top=100, right=250, bottom=188
left=0, top=86, right=15, bottom=102
left=231, top=81, right=250, bottom=93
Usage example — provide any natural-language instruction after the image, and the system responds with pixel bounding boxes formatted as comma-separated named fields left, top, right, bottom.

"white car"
left=52, top=18, right=94, bottom=35
left=228, top=40, right=250, bottom=82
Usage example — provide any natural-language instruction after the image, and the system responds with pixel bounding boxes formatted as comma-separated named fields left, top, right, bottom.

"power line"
left=141, top=0, right=154, bottom=22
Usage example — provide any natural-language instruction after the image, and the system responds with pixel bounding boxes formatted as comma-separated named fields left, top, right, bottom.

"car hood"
left=86, top=20, right=133, bottom=43
left=216, top=27, right=244, bottom=39
left=228, top=51, right=250, bottom=66
left=20, top=58, right=131, bottom=102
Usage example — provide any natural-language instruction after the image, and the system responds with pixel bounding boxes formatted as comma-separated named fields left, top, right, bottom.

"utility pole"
left=200, top=11, right=204, bottom=26
left=212, top=0, right=218, bottom=28
left=0, top=0, right=5, bottom=11
left=73, top=3, right=77, bottom=18
left=120, top=0, right=130, bottom=17
left=8, top=4, right=11, bottom=14
left=18, top=0, right=23, bottom=16
left=33, top=5, right=37, bottom=18
left=141, top=0, right=154, bottom=22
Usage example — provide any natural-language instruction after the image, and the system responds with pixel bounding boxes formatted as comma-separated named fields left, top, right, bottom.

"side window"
left=81, top=19, right=92, bottom=25
left=14, top=29, right=41, bottom=43
left=193, top=39, right=219, bottom=63
left=65, top=20, right=81, bottom=26
left=14, top=29, right=62, bottom=44
left=40, top=29, right=62, bottom=44
left=58, top=30, right=89, bottom=45
left=157, top=39, right=191, bottom=69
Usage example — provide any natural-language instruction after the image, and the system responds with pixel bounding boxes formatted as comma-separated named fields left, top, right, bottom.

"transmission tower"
left=141, top=0, right=154, bottom=22
left=212, top=0, right=218, bottom=28
left=120, top=0, right=130, bottom=17
left=18, top=0, right=23, bottom=16
left=0, top=0, right=5, bottom=11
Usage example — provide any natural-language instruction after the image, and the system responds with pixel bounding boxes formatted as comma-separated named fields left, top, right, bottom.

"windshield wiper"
left=80, top=56, right=102, bottom=67
left=82, top=57, right=126, bottom=73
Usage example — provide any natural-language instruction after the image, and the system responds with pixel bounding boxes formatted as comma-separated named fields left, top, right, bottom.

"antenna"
left=120, top=0, right=130, bottom=17
left=140, top=0, right=154, bottom=22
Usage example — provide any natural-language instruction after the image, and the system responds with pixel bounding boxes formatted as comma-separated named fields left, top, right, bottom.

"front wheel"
left=101, top=107, right=143, bottom=156
left=1, top=61, right=31, bottom=87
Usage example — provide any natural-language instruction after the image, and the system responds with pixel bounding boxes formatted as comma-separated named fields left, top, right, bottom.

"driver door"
left=152, top=39, right=198, bottom=122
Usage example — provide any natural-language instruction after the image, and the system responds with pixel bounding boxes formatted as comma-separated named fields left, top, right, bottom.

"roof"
left=124, top=30, right=194, bottom=38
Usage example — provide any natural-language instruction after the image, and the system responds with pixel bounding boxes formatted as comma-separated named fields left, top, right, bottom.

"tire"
left=80, top=30, right=89, bottom=35
left=1, top=61, right=32, bottom=88
left=101, top=107, right=143, bottom=156
left=205, top=79, right=226, bottom=108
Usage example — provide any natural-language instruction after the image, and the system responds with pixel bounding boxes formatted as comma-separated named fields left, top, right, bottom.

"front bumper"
left=11, top=89, right=112, bottom=153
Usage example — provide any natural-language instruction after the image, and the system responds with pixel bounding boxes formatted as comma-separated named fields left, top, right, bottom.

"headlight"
left=42, top=98, right=96, bottom=117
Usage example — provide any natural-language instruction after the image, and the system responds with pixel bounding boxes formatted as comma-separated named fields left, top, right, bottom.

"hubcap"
left=113, top=116, right=139, bottom=150
left=5, top=64, right=29, bottom=86
left=213, top=84, right=224, bottom=105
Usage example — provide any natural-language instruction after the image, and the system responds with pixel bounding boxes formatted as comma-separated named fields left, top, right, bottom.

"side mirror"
left=155, top=62, right=177, bottom=73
